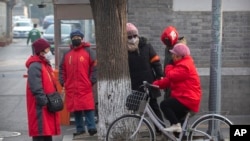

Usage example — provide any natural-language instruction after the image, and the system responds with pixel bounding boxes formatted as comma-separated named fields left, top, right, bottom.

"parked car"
left=43, top=23, right=77, bottom=54
left=42, top=15, right=54, bottom=29
left=61, top=20, right=82, bottom=30
left=12, top=15, right=27, bottom=23
left=13, top=20, right=33, bottom=38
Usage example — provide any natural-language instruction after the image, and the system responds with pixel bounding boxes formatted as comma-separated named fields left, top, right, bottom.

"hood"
left=138, top=36, right=148, bottom=48
left=70, top=42, right=91, bottom=49
left=25, top=55, right=44, bottom=68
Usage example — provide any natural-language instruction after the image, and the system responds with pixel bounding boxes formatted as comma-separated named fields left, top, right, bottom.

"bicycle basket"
left=125, top=90, right=147, bottom=111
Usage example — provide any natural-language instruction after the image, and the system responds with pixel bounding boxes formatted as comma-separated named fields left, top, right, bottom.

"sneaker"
left=88, top=129, right=97, bottom=136
left=73, top=131, right=85, bottom=139
left=164, top=123, right=182, bottom=132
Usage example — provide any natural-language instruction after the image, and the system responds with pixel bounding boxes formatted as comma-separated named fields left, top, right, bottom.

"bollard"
left=53, top=69, right=70, bottom=125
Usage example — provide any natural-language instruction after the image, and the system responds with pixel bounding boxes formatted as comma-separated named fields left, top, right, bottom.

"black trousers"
left=160, top=98, right=189, bottom=125
left=32, top=136, right=52, bottom=141
left=149, top=98, right=164, bottom=132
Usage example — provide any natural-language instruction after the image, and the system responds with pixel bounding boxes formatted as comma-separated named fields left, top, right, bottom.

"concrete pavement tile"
left=62, top=135, right=73, bottom=141
left=63, top=134, right=98, bottom=141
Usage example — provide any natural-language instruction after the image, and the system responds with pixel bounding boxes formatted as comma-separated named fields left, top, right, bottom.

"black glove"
left=35, top=94, right=48, bottom=106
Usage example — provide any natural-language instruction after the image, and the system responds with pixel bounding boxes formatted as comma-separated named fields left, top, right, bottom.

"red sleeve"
left=153, top=77, right=170, bottom=89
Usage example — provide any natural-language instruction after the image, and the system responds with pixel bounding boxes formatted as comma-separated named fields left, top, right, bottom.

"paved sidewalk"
left=62, top=115, right=250, bottom=141
left=63, top=134, right=98, bottom=141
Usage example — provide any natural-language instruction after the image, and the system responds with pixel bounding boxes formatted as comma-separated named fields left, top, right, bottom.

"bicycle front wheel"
left=106, top=114, right=155, bottom=141
left=188, top=114, right=233, bottom=141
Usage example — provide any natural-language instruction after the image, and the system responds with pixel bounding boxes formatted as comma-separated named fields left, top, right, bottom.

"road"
left=0, top=38, right=72, bottom=141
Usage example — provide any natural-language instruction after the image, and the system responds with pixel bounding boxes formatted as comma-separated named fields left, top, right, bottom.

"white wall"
left=0, top=2, right=7, bottom=37
left=173, top=0, right=250, bottom=11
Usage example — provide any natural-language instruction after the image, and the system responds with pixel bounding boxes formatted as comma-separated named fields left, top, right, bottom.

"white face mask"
left=44, top=51, right=53, bottom=61
left=128, top=37, right=139, bottom=44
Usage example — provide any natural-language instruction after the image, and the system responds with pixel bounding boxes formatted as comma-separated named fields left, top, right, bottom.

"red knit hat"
left=126, top=23, right=139, bottom=36
left=170, top=43, right=190, bottom=56
left=32, top=39, right=50, bottom=54
left=161, top=26, right=179, bottom=46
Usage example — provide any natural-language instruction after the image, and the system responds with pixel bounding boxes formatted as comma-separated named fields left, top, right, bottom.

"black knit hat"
left=70, top=29, right=84, bottom=39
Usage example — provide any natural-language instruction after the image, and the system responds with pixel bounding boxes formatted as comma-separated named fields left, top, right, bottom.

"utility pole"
left=29, top=4, right=33, bottom=19
left=209, top=0, right=223, bottom=115
left=208, top=0, right=223, bottom=139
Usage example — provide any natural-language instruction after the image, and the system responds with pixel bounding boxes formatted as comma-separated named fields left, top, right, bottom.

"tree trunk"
left=90, top=0, right=130, bottom=140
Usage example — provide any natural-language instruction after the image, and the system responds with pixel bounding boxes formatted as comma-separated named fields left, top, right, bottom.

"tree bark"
left=90, top=0, right=131, bottom=140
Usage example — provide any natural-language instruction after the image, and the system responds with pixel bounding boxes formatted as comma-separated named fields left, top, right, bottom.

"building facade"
left=0, top=1, right=8, bottom=46
left=0, top=0, right=16, bottom=47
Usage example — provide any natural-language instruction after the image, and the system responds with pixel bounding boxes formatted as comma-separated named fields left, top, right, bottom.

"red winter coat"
left=25, top=55, right=61, bottom=136
left=59, top=42, right=97, bottom=112
left=153, top=56, right=201, bottom=112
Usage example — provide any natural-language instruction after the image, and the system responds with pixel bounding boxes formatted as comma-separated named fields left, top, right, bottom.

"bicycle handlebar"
left=142, top=81, right=159, bottom=89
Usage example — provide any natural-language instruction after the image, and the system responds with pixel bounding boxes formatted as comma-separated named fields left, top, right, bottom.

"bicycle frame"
left=146, top=104, right=179, bottom=141
left=130, top=102, right=178, bottom=141
left=129, top=81, right=181, bottom=141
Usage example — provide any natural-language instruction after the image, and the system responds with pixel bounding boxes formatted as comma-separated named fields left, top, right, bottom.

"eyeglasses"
left=128, top=35, right=138, bottom=39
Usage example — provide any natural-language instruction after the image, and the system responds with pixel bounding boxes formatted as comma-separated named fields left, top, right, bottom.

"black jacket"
left=128, top=37, right=163, bottom=97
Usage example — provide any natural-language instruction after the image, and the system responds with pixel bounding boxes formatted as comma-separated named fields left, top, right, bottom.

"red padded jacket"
left=59, top=42, right=97, bottom=112
left=26, top=55, right=60, bottom=136
left=153, top=56, right=202, bottom=112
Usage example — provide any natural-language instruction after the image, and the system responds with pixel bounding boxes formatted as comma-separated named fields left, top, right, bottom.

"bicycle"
left=106, top=81, right=233, bottom=141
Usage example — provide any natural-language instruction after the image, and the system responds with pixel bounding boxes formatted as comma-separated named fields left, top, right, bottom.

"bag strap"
left=44, top=64, right=58, bottom=91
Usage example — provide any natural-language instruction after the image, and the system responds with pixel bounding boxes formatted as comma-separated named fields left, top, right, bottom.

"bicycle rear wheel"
left=106, top=114, right=155, bottom=141
left=188, top=114, right=232, bottom=141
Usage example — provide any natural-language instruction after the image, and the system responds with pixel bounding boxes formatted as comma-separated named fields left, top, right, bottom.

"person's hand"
left=152, top=80, right=159, bottom=86
left=35, top=94, right=48, bottom=106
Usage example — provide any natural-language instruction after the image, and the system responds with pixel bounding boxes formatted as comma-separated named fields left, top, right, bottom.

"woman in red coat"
left=153, top=43, right=202, bottom=133
left=25, top=39, right=61, bottom=141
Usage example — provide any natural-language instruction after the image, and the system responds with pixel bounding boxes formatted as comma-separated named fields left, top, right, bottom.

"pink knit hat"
left=170, top=43, right=190, bottom=56
left=126, top=23, right=139, bottom=36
